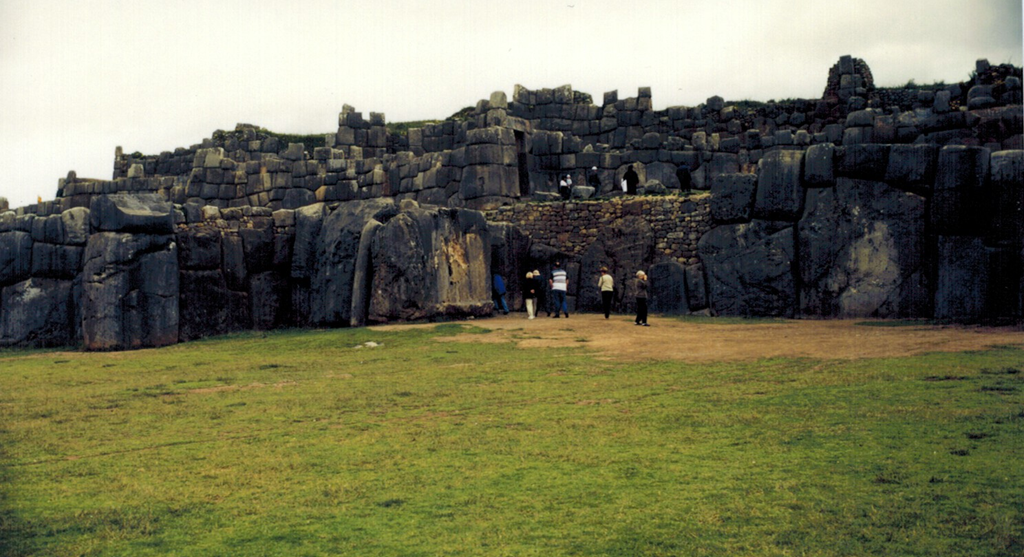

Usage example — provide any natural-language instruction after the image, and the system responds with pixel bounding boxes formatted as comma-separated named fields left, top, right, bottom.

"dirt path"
left=373, top=313, right=1024, bottom=363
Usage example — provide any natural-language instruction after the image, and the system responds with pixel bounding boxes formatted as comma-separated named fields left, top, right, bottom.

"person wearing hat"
left=587, top=166, right=601, bottom=191
left=634, top=270, right=649, bottom=326
left=558, top=174, right=572, bottom=200
left=598, top=267, right=614, bottom=319
left=523, top=271, right=539, bottom=319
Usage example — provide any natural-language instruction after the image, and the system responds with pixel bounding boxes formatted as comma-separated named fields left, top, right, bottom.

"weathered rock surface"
left=178, top=269, right=233, bottom=341
left=368, top=204, right=492, bottom=322
left=576, top=216, right=656, bottom=313
left=312, top=198, right=395, bottom=326
left=798, top=178, right=929, bottom=318
left=711, top=173, right=757, bottom=224
left=753, top=149, right=804, bottom=221
left=489, top=222, right=532, bottom=312
left=698, top=220, right=797, bottom=317
left=90, top=193, right=174, bottom=234
left=0, top=278, right=76, bottom=347
left=81, top=232, right=179, bottom=350
left=930, top=146, right=990, bottom=236
left=684, top=263, right=708, bottom=311
left=935, top=237, right=1020, bottom=322
left=648, top=260, right=688, bottom=314
left=0, top=231, right=33, bottom=286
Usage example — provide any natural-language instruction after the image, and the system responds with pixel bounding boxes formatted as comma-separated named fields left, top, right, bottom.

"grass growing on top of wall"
left=386, top=120, right=443, bottom=136
left=1, top=326, right=1022, bottom=556
left=258, top=130, right=327, bottom=153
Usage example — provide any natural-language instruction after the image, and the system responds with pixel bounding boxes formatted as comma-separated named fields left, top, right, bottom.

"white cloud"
left=0, top=0, right=1020, bottom=209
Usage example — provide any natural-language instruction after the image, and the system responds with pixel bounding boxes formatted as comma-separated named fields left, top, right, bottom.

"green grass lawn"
left=1, top=325, right=1022, bottom=556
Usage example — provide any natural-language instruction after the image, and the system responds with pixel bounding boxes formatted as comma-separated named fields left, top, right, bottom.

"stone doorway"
left=515, top=131, right=530, bottom=197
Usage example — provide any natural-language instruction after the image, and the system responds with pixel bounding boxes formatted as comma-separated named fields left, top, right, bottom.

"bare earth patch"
left=373, top=314, right=1024, bottom=362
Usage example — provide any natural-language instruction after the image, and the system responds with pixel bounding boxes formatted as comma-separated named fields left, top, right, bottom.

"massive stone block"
left=837, top=144, right=889, bottom=181
left=798, top=178, right=929, bottom=318
left=368, top=204, right=492, bottom=323
left=311, top=198, right=395, bottom=326
left=698, top=220, right=797, bottom=317
left=648, top=260, right=688, bottom=314
left=250, top=271, right=289, bottom=330
left=291, top=203, right=329, bottom=279
left=0, top=231, right=34, bottom=286
left=31, top=243, right=83, bottom=279
left=988, top=150, right=1024, bottom=248
left=459, top=165, right=520, bottom=209
left=753, top=149, right=804, bottom=221
left=489, top=222, right=532, bottom=312
left=934, top=236, right=988, bottom=321
left=81, top=232, right=179, bottom=350
left=884, top=144, right=938, bottom=192
left=710, top=173, right=757, bottom=224
left=239, top=222, right=275, bottom=273
left=0, top=278, right=75, bottom=347
left=178, top=269, right=232, bottom=341
left=177, top=228, right=222, bottom=270
left=684, top=263, right=708, bottom=311
left=576, top=216, right=656, bottom=313
left=90, top=193, right=174, bottom=234
left=931, top=146, right=991, bottom=236
left=645, top=162, right=682, bottom=190
left=803, top=143, right=834, bottom=187
left=61, top=207, right=91, bottom=245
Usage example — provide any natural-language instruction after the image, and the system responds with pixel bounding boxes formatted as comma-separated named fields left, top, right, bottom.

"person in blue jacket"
left=492, top=273, right=509, bottom=315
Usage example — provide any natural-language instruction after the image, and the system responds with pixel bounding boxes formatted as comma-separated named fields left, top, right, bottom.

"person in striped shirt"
left=549, top=261, right=569, bottom=318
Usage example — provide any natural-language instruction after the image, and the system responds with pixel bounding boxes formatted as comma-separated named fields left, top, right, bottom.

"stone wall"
left=1, top=55, right=1021, bottom=349
left=486, top=195, right=711, bottom=265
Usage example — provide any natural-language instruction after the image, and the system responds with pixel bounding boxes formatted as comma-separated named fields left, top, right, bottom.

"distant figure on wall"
left=558, top=174, right=572, bottom=200
left=587, top=166, right=601, bottom=191
left=623, top=165, right=640, bottom=195
left=676, top=163, right=691, bottom=191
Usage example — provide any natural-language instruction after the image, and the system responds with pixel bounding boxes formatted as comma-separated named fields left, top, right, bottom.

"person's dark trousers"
left=601, top=291, right=613, bottom=318
left=493, top=294, right=508, bottom=314
left=552, top=290, right=567, bottom=317
left=635, top=297, right=648, bottom=325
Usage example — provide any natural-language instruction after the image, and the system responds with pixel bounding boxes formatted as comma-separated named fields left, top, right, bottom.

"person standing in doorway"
left=492, top=273, right=509, bottom=315
left=558, top=174, right=572, bottom=200
left=676, top=162, right=692, bottom=191
left=598, top=267, right=614, bottom=319
left=634, top=270, right=649, bottom=326
left=550, top=262, right=569, bottom=318
left=534, top=269, right=549, bottom=317
left=623, top=165, right=640, bottom=195
left=587, top=166, right=601, bottom=191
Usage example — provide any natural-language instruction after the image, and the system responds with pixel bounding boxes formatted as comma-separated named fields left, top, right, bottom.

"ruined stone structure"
left=1, top=56, right=1021, bottom=349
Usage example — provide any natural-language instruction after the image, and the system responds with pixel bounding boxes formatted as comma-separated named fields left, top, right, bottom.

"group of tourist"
left=495, top=265, right=650, bottom=326
left=556, top=163, right=691, bottom=198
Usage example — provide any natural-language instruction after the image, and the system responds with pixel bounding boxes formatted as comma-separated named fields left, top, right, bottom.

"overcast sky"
left=1, top=0, right=1021, bottom=210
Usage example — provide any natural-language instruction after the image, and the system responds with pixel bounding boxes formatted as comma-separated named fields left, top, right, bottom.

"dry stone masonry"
left=1, top=56, right=1021, bottom=349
